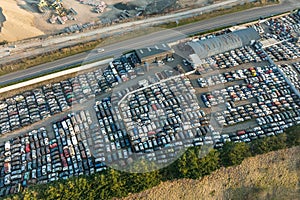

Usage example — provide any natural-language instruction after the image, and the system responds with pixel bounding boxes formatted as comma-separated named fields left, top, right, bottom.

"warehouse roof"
left=135, top=43, right=173, bottom=62
left=188, top=28, right=260, bottom=59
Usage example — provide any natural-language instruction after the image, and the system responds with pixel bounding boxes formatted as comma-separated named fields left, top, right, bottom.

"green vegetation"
left=7, top=125, right=299, bottom=200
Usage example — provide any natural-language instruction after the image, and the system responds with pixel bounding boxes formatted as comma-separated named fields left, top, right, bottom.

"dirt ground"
left=0, top=0, right=212, bottom=42
left=119, top=146, right=300, bottom=200
left=0, top=0, right=44, bottom=42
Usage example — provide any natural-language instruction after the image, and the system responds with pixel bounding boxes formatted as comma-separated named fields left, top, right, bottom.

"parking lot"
left=0, top=53, right=140, bottom=136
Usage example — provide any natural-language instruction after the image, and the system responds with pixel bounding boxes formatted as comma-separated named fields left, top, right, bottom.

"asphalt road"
left=0, top=0, right=299, bottom=87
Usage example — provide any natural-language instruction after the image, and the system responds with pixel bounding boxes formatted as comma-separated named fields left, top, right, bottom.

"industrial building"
left=188, top=28, right=260, bottom=65
left=135, top=43, right=174, bottom=64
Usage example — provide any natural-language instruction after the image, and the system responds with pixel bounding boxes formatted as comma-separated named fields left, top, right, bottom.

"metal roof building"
left=135, top=43, right=174, bottom=63
left=188, top=28, right=260, bottom=59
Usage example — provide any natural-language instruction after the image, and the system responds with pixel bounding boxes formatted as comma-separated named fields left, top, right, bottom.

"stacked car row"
left=265, top=41, right=300, bottom=62
left=196, top=45, right=266, bottom=74
left=201, top=65, right=297, bottom=108
left=0, top=127, right=68, bottom=196
left=226, top=108, right=300, bottom=144
left=93, top=78, right=223, bottom=165
left=264, top=11, right=300, bottom=41
left=120, top=77, right=214, bottom=152
left=215, top=91, right=299, bottom=127
left=256, top=109, right=300, bottom=127
left=266, top=18, right=294, bottom=41
left=53, top=110, right=105, bottom=174
left=278, top=63, right=300, bottom=91
left=292, top=62, right=300, bottom=74
left=210, top=46, right=262, bottom=69
left=211, top=65, right=300, bottom=126
left=0, top=91, right=48, bottom=135
left=197, top=68, right=251, bottom=88
left=99, top=53, right=139, bottom=92
left=0, top=53, right=142, bottom=136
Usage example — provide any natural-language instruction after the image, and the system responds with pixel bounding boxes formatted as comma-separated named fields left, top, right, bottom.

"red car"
left=49, top=143, right=58, bottom=149
left=63, top=148, right=70, bottom=158
left=25, top=144, right=30, bottom=153
left=237, top=130, right=246, bottom=136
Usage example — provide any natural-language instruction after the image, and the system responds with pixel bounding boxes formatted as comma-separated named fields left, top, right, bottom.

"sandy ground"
left=0, top=0, right=134, bottom=41
left=0, top=0, right=44, bottom=42
left=19, top=0, right=136, bottom=34
left=0, top=0, right=211, bottom=42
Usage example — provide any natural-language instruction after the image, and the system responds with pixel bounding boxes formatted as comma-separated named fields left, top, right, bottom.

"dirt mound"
left=0, top=0, right=44, bottom=42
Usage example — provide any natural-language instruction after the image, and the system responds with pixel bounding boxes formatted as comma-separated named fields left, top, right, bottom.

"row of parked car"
left=278, top=63, right=300, bottom=91
left=52, top=110, right=107, bottom=175
left=197, top=67, right=255, bottom=88
left=206, top=64, right=300, bottom=125
left=0, top=127, right=70, bottom=196
left=224, top=107, right=300, bottom=146
left=251, top=10, right=300, bottom=42
left=0, top=53, right=142, bottom=135
left=265, top=41, right=300, bottom=62
left=201, top=65, right=298, bottom=107
left=292, top=62, right=300, bottom=74
left=94, top=97, right=136, bottom=166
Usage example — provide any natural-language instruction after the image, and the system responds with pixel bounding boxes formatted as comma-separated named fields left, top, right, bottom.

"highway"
left=0, top=0, right=299, bottom=87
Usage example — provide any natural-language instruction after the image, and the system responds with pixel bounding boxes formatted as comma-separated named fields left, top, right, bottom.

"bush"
left=220, top=142, right=251, bottom=167
left=285, top=126, right=300, bottom=147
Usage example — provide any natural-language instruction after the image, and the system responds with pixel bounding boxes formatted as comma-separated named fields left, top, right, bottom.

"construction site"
left=24, top=0, right=209, bottom=28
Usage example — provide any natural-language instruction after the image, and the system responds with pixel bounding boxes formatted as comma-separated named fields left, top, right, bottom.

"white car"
left=97, top=48, right=104, bottom=53
left=4, top=175, right=11, bottom=185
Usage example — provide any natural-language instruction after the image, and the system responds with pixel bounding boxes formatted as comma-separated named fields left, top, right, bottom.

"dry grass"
left=0, top=39, right=103, bottom=76
left=119, top=146, right=300, bottom=200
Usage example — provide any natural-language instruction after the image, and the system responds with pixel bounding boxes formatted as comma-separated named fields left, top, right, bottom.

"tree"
left=198, top=149, right=220, bottom=176
left=250, top=134, right=287, bottom=155
left=285, top=126, right=300, bottom=147
left=176, top=148, right=200, bottom=179
left=220, top=142, right=251, bottom=167
left=125, top=160, right=161, bottom=193
left=105, top=168, right=126, bottom=198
